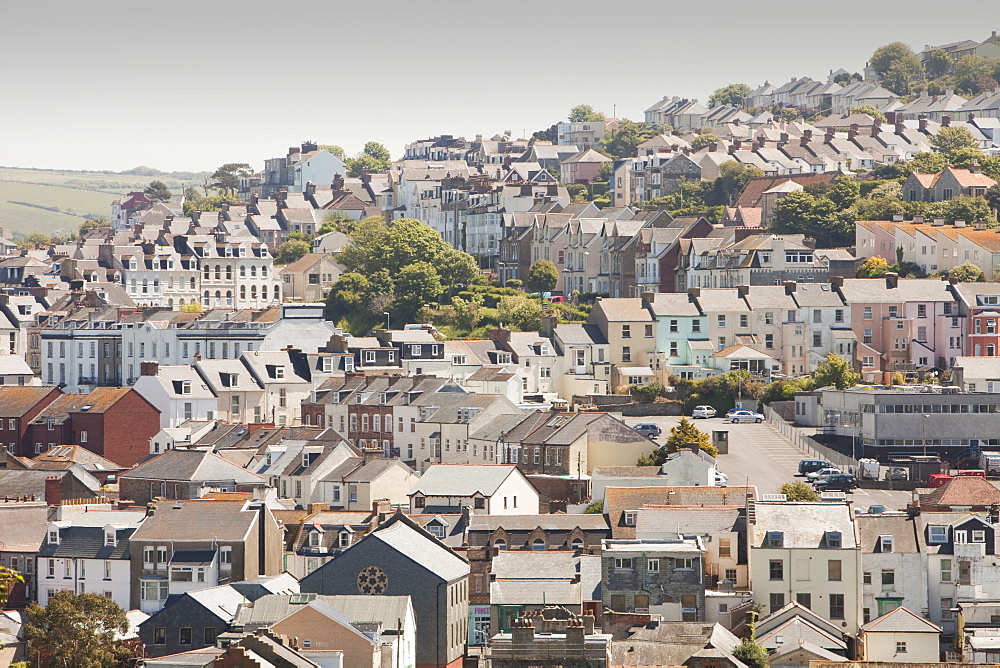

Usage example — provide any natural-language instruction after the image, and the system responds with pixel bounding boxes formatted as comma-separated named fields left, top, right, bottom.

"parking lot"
left=619, top=414, right=913, bottom=511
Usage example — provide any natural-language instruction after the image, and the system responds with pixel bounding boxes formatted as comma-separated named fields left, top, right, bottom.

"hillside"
left=0, top=166, right=208, bottom=238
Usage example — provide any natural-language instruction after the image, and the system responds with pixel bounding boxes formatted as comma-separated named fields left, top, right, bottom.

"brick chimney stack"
left=44, top=476, right=61, bottom=507
left=140, top=361, right=159, bottom=376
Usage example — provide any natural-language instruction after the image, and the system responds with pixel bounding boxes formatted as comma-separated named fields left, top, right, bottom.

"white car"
left=807, top=467, right=842, bottom=483
left=714, top=471, right=729, bottom=485
left=728, top=409, right=764, bottom=423
left=692, top=405, right=717, bottom=419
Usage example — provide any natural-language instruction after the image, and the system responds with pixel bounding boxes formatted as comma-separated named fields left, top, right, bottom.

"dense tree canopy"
left=24, top=591, right=131, bottom=668
left=813, top=353, right=860, bottom=390
left=599, top=119, right=656, bottom=158
left=210, top=163, right=253, bottom=194
left=275, top=239, right=311, bottom=265
left=709, top=83, right=752, bottom=108
left=946, top=261, right=988, bottom=283
left=931, top=126, right=980, bottom=155
left=770, top=190, right=852, bottom=248
left=344, top=141, right=392, bottom=176
left=144, top=179, right=172, bottom=202
left=689, top=133, right=722, bottom=152
left=849, top=105, right=887, bottom=123
left=526, top=260, right=559, bottom=293
left=568, top=104, right=605, bottom=122
left=637, top=417, right=716, bottom=465
left=869, top=42, right=923, bottom=95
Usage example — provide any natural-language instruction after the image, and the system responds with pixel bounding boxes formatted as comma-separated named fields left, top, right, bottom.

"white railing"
left=763, top=406, right=860, bottom=471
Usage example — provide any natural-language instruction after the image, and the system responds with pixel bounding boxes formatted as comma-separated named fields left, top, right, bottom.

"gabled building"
left=120, top=448, right=267, bottom=505
left=408, top=464, right=540, bottom=515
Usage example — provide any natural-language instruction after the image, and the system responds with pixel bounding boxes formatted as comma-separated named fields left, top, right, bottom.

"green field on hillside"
left=0, top=201, right=89, bottom=237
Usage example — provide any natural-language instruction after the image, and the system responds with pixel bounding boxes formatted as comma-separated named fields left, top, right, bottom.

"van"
left=798, top=459, right=831, bottom=476
left=958, top=469, right=987, bottom=478
left=927, top=474, right=953, bottom=488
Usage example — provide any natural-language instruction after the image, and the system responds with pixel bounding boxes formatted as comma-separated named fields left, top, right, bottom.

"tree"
left=908, top=152, right=947, bottom=174
left=599, top=119, right=656, bottom=158
left=849, top=105, right=887, bottom=123
left=779, top=107, right=801, bottom=121
left=0, top=566, right=22, bottom=606
left=985, top=184, right=1000, bottom=212
left=438, top=250, right=479, bottom=288
left=925, top=49, right=954, bottom=78
left=637, top=418, right=716, bottom=466
left=526, top=260, right=559, bottom=293
left=362, top=141, right=391, bottom=164
left=393, top=262, right=443, bottom=322
left=319, top=211, right=359, bottom=236
left=497, top=294, right=543, bottom=332
left=18, top=232, right=52, bottom=249
left=689, top=133, right=722, bottom=151
left=568, top=104, right=605, bottom=123
left=870, top=42, right=923, bottom=94
left=827, top=176, right=861, bottom=210
left=780, top=481, right=820, bottom=502
left=709, top=83, right=752, bottom=108
left=947, top=261, right=987, bottom=283
left=275, top=239, right=310, bottom=265
left=318, top=144, right=345, bottom=159
left=953, top=55, right=999, bottom=94
left=344, top=142, right=392, bottom=176
left=732, top=608, right=770, bottom=668
left=770, top=191, right=851, bottom=248
left=23, top=591, right=130, bottom=668
left=857, top=256, right=889, bottom=278
left=931, top=126, right=979, bottom=155
left=79, top=216, right=110, bottom=233
left=584, top=499, right=604, bottom=514
left=814, top=353, right=860, bottom=390
left=929, top=196, right=994, bottom=226
left=947, top=147, right=988, bottom=169
left=451, top=294, right=483, bottom=331
left=709, top=162, right=764, bottom=206
left=210, top=163, right=253, bottom=194
left=144, top=179, right=172, bottom=202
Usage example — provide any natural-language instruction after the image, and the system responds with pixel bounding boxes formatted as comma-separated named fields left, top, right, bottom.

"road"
left=619, top=414, right=912, bottom=511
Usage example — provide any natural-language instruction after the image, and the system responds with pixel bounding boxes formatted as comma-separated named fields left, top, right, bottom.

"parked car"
left=692, top=405, right=717, bottom=419
left=715, top=471, right=729, bottom=485
left=884, top=467, right=908, bottom=481
left=807, top=467, right=841, bottom=483
left=633, top=423, right=662, bottom=439
left=816, top=473, right=857, bottom=492
left=798, top=459, right=832, bottom=476
left=728, top=410, right=764, bottom=423
left=927, top=474, right=953, bottom=488
left=958, top=469, right=987, bottom=478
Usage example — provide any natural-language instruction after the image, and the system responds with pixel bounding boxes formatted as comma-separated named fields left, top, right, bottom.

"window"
left=766, top=531, right=783, bottom=548
left=829, top=594, right=845, bottom=619
left=813, top=332, right=822, bottom=347
left=882, top=569, right=895, bottom=590
left=156, top=546, right=167, bottom=564
left=204, top=627, right=217, bottom=645
left=718, top=539, right=731, bottom=558
left=623, top=511, right=637, bottom=526
left=154, top=627, right=165, bottom=645
left=896, top=641, right=907, bottom=654
left=769, top=592, right=785, bottom=615
left=219, top=546, right=231, bottom=568
left=765, top=333, right=773, bottom=349
left=929, top=526, right=948, bottom=544
left=645, top=324, right=653, bottom=338
left=717, top=315, right=726, bottom=327
left=834, top=309, right=844, bottom=323
left=828, top=560, right=842, bottom=581
left=862, top=356, right=874, bottom=368
left=179, top=627, right=192, bottom=645
left=863, top=328, right=872, bottom=344
left=941, top=558, right=952, bottom=582
left=676, top=557, right=694, bottom=570
left=647, top=558, right=660, bottom=573
left=880, top=535, right=894, bottom=552
left=826, top=531, right=842, bottom=548
left=621, top=347, right=631, bottom=362
left=621, top=325, right=631, bottom=338
left=669, top=319, right=678, bottom=333
left=864, top=306, right=873, bottom=320
left=725, top=568, right=737, bottom=582
left=917, top=304, right=927, bottom=318
left=692, top=319, right=701, bottom=333
left=740, top=315, right=748, bottom=329
left=955, top=530, right=968, bottom=544
left=796, top=592, right=812, bottom=608
left=769, top=559, right=784, bottom=580
left=614, top=558, right=633, bottom=570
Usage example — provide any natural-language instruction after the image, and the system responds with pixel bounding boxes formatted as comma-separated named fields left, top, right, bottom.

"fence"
left=763, top=406, right=860, bottom=471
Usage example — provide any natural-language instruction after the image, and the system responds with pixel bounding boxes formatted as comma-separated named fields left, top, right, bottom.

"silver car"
left=728, top=409, right=764, bottom=423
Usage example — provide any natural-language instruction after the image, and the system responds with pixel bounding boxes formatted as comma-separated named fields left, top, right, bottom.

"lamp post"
left=922, top=414, right=931, bottom=457
left=384, top=312, right=390, bottom=330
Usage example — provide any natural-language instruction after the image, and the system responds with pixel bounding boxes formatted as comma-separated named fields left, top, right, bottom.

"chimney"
left=489, top=328, right=512, bottom=344
left=933, top=218, right=945, bottom=226
left=779, top=132, right=789, bottom=143
left=140, top=361, right=159, bottom=376
left=942, top=115, right=951, bottom=127
left=540, top=315, right=558, bottom=338
left=583, top=614, right=596, bottom=635
left=803, top=129, right=813, bottom=140
left=824, top=129, right=834, bottom=144
left=885, top=272, right=899, bottom=289
left=511, top=617, right=535, bottom=645
left=688, top=443, right=701, bottom=454
left=332, top=174, right=345, bottom=190
left=969, top=159, right=980, bottom=174
left=800, top=134, right=810, bottom=147
left=831, top=275, right=844, bottom=288
left=565, top=617, right=585, bottom=646
left=708, top=142, right=717, bottom=153
left=892, top=214, right=904, bottom=222
left=44, top=476, right=61, bottom=507
left=728, top=143, right=737, bottom=155
left=912, top=216, right=924, bottom=224
left=362, top=447, right=382, bottom=465
left=687, top=287, right=701, bottom=298
left=895, top=117, right=905, bottom=134
left=193, top=353, right=202, bottom=362
left=919, top=116, right=928, bottom=133
left=784, top=280, right=797, bottom=295
left=736, top=285, right=750, bottom=298
left=955, top=220, right=967, bottom=228
left=848, top=124, right=858, bottom=140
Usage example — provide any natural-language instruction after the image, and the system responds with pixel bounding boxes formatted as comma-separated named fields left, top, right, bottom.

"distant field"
left=0, top=166, right=208, bottom=238
left=0, top=201, right=89, bottom=237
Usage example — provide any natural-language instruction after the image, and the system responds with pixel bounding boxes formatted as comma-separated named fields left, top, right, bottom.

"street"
left=618, top=414, right=912, bottom=511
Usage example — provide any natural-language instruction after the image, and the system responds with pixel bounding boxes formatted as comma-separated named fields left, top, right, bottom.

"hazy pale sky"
left=1, top=0, right=997, bottom=172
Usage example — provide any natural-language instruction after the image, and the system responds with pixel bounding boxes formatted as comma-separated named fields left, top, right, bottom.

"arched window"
left=261, top=266, right=268, bottom=277
left=532, top=538, right=545, bottom=551
left=240, top=285, right=246, bottom=300
left=226, top=290, right=233, bottom=306
left=250, top=266, right=257, bottom=278
left=989, top=345, right=996, bottom=357
left=215, top=290, right=221, bottom=305
left=225, top=266, right=232, bottom=280
left=571, top=538, right=584, bottom=551
left=179, top=299, right=185, bottom=307
left=214, top=265, right=221, bottom=280
left=240, top=266, right=246, bottom=278
left=190, top=277, right=196, bottom=290
left=250, top=285, right=258, bottom=299
left=274, top=286, right=280, bottom=300
left=262, top=285, right=268, bottom=301
left=203, top=265, right=210, bottom=279
left=167, top=299, right=174, bottom=308
left=493, top=539, right=507, bottom=552
left=203, top=290, right=210, bottom=302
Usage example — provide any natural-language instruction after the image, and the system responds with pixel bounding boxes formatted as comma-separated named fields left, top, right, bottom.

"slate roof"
left=856, top=513, right=921, bottom=554
left=861, top=606, right=941, bottom=633
left=605, top=486, right=755, bottom=539
left=369, top=515, right=469, bottom=582
left=593, top=298, right=652, bottom=322
left=37, top=526, right=134, bottom=560
left=131, top=500, right=262, bottom=542
left=752, top=502, right=856, bottom=548
left=410, top=464, right=521, bottom=497
left=121, top=449, right=264, bottom=484
left=468, top=513, right=611, bottom=532
left=0, top=386, right=57, bottom=417
left=233, top=593, right=410, bottom=632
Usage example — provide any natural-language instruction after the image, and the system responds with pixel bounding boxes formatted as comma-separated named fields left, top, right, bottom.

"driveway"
left=618, top=414, right=912, bottom=511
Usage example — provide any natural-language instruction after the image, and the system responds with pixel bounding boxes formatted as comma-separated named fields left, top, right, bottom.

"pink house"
left=834, top=275, right=959, bottom=381
left=559, top=149, right=611, bottom=185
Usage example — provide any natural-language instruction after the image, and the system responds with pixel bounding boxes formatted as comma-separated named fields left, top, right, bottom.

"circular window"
left=357, top=566, right=389, bottom=595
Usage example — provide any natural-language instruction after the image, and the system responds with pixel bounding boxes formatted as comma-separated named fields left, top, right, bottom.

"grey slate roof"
left=370, top=517, right=469, bottom=582
left=37, top=526, right=134, bottom=560
left=121, top=449, right=264, bottom=484
left=468, top=514, right=610, bottom=532
left=409, top=464, right=520, bottom=497
left=861, top=605, right=941, bottom=633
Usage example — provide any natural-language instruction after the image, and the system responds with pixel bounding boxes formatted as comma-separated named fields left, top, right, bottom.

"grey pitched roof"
left=131, top=500, right=262, bottom=542
left=369, top=516, right=469, bottom=582
left=121, top=449, right=264, bottom=485
left=186, top=585, right=249, bottom=623
left=37, top=526, right=134, bottom=560
left=468, top=514, right=610, bottom=532
left=752, top=502, right=856, bottom=548
left=861, top=606, right=941, bottom=633
left=410, top=464, right=521, bottom=497
left=856, top=514, right=920, bottom=554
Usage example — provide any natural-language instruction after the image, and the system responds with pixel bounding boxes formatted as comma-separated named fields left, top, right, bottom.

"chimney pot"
left=140, top=361, right=159, bottom=377
left=885, top=272, right=899, bottom=289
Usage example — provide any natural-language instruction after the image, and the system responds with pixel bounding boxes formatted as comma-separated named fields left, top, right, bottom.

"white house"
left=407, top=464, right=540, bottom=515
left=132, top=363, right=218, bottom=428
left=860, top=606, right=941, bottom=662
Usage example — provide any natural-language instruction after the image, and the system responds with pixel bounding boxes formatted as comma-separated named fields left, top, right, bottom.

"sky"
left=1, top=0, right=998, bottom=173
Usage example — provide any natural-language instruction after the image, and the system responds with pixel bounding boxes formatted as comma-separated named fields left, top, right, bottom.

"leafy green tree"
left=637, top=417, right=717, bottom=465
left=827, top=176, right=861, bottom=209
left=526, top=260, right=559, bottom=293
left=947, top=147, right=988, bottom=169
left=497, top=294, right=543, bottom=332
left=946, top=261, right=987, bottom=282
left=362, top=141, right=391, bottom=164
left=393, top=262, right=443, bottom=322
left=0, top=566, right=22, bottom=606
left=931, top=126, right=979, bottom=155
left=857, top=256, right=889, bottom=278
left=568, top=104, right=605, bottom=122
left=340, top=217, right=454, bottom=275
left=953, top=55, right=999, bottom=94
left=183, top=193, right=240, bottom=216
left=849, top=105, right=887, bottom=123
left=318, top=211, right=359, bottom=235
left=709, top=83, right=752, bottom=108
left=144, top=179, right=172, bottom=202
left=779, top=107, right=801, bottom=121
left=344, top=142, right=392, bottom=176
left=24, top=591, right=130, bottom=668
left=318, top=144, right=345, bottom=158
left=732, top=609, right=771, bottom=668
left=770, top=191, right=851, bottom=247
left=814, top=353, right=860, bottom=389
left=925, top=49, right=954, bottom=78
left=451, top=294, right=483, bottom=331
left=689, top=133, right=722, bottom=151
left=438, top=250, right=480, bottom=288
left=80, top=216, right=110, bottom=233
left=275, top=239, right=310, bottom=265
left=18, top=232, right=52, bottom=249
left=908, top=152, right=948, bottom=174
left=870, top=42, right=923, bottom=94
left=584, top=499, right=604, bottom=514
left=928, top=196, right=994, bottom=226
left=599, top=119, right=656, bottom=158
left=708, top=162, right=764, bottom=206
left=780, top=481, right=819, bottom=502
left=210, top=163, right=253, bottom=194
left=985, top=184, right=1000, bottom=212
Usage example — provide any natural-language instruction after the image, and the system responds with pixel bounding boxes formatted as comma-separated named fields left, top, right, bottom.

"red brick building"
left=0, top=385, right=62, bottom=458
left=25, top=388, right=160, bottom=467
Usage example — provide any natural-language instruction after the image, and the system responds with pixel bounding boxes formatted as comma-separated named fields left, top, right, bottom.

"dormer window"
left=338, top=531, right=351, bottom=548
left=973, top=530, right=987, bottom=543
left=274, top=366, right=284, bottom=379
left=426, top=523, right=445, bottom=539
left=826, top=531, right=842, bottom=548
left=928, top=525, right=948, bottom=544
left=308, top=530, right=322, bottom=547
left=105, top=528, right=117, bottom=547
left=879, top=535, right=894, bottom=553
left=624, top=511, right=637, bottom=526
left=47, top=528, right=59, bottom=545
left=181, top=380, right=192, bottom=395
left=766, top=531, right=783, bottom=548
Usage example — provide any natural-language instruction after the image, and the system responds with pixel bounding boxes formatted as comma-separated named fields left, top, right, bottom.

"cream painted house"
left=859, top=606, right=941, bottom=662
